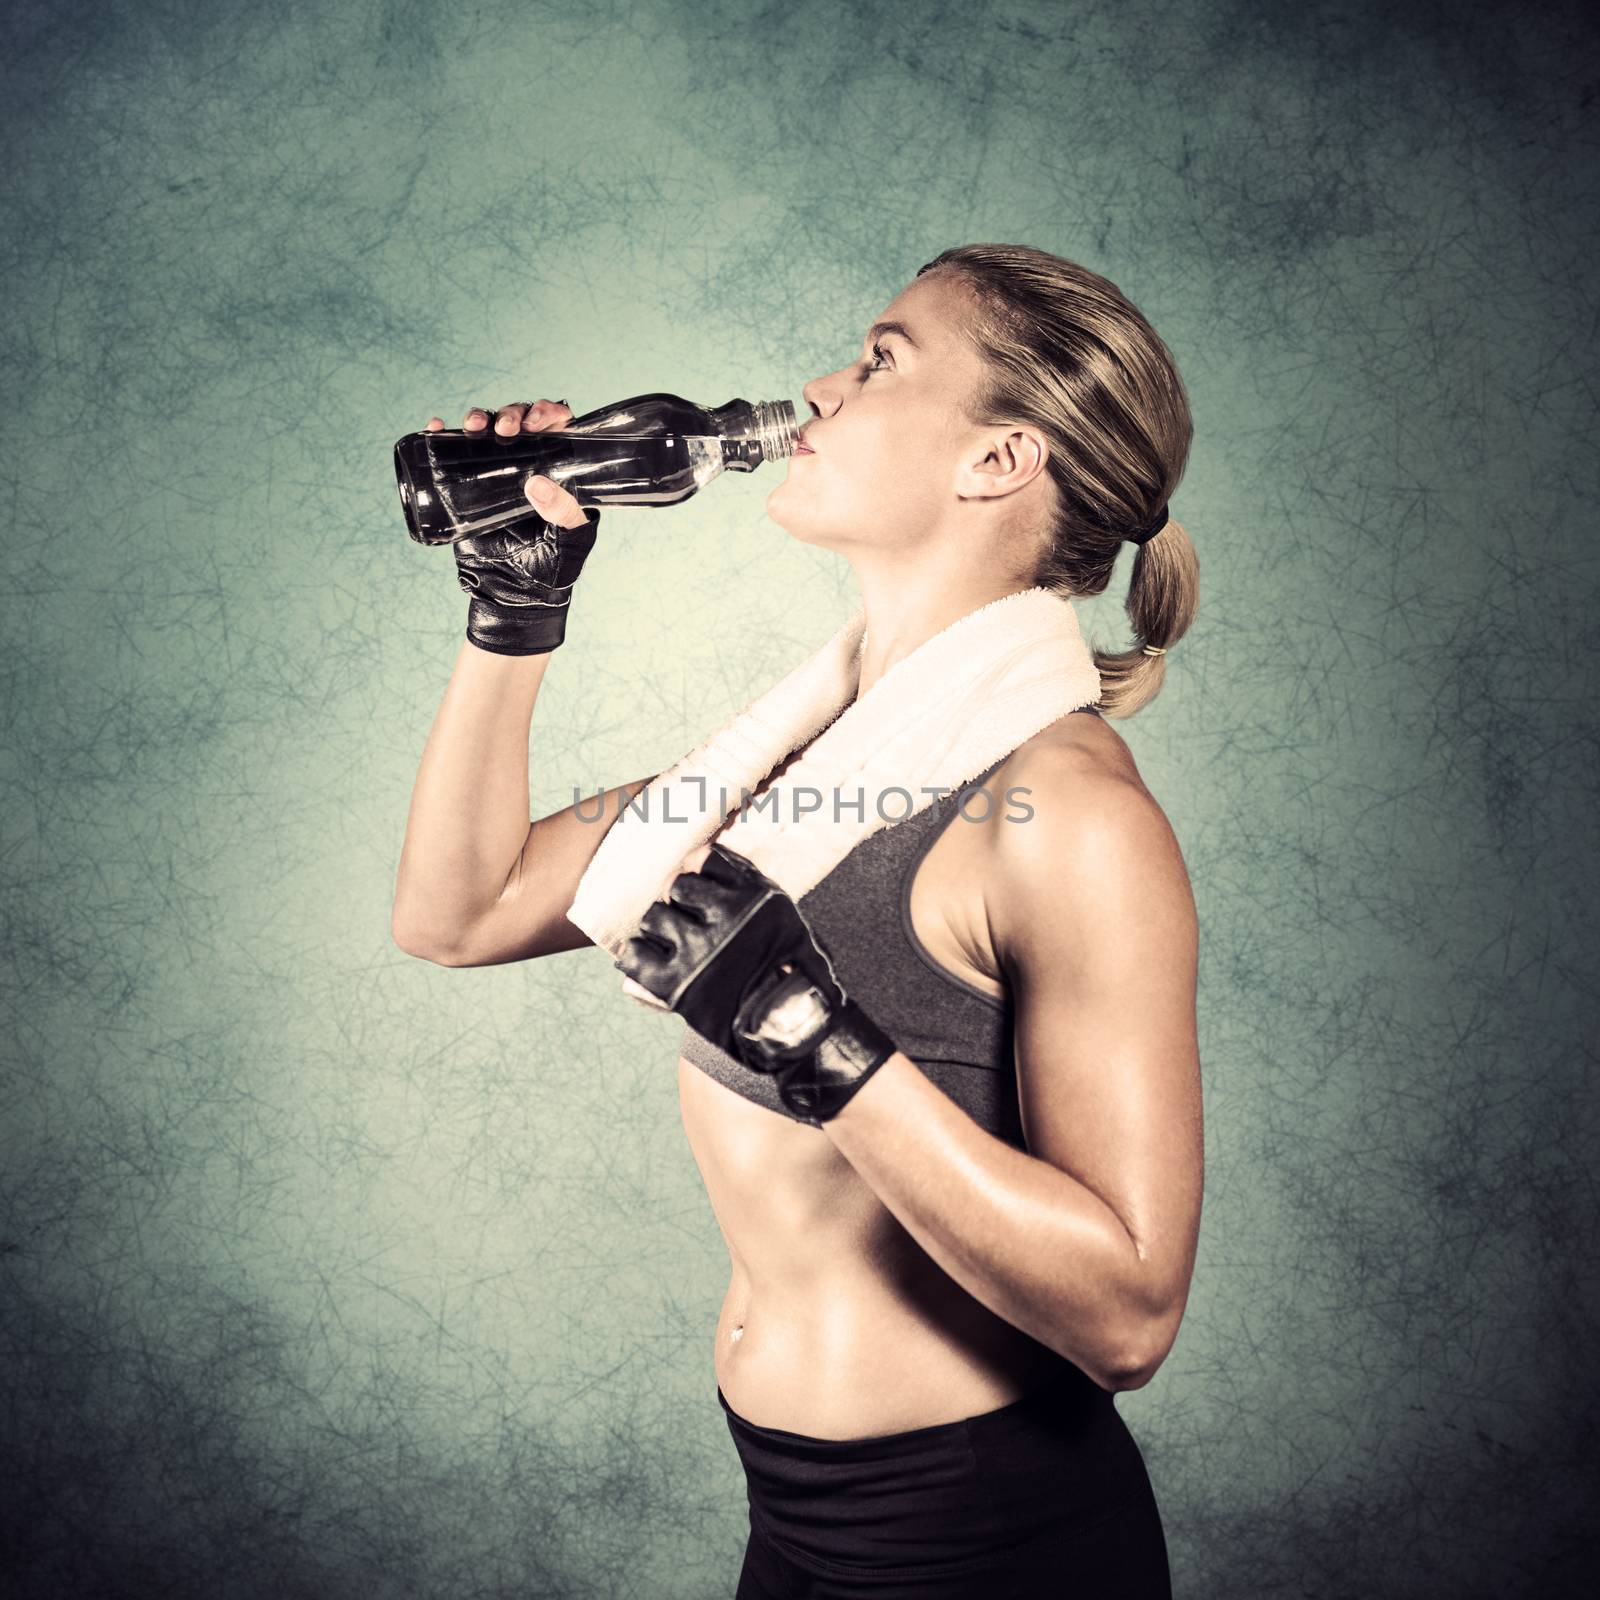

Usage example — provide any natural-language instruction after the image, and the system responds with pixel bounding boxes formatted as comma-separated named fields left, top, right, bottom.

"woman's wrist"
left=464, top=594, right=574, bottom=655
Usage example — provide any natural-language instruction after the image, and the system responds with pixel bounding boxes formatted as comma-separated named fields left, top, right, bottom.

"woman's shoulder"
left=991, top=706, right=1148, bottom=809
left=970, top=708, right=1187, bottom=900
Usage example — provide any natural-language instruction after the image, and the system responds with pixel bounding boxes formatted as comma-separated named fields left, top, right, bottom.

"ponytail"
left=916, top=244, right=1198, bottom=718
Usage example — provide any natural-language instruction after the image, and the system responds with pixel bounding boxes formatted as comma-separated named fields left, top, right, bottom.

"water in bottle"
left=393, top=393, right=800, bottom=545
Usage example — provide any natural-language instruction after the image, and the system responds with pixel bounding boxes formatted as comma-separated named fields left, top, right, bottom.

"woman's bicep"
left=997, top=766, right=1204, bottom=1316
left=433, top=773, right=659, bottom=966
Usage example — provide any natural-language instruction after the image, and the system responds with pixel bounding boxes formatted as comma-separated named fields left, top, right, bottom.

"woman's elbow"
left=1104, top=1353, right=1163, bottom=1394
left=1100, top=1305, right=1185, bottom=1393
left=392, top=913, right=462, bottom=966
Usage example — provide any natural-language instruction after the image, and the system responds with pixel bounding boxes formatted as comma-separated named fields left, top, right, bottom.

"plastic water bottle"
left=393, top=392, right=800, bottom=546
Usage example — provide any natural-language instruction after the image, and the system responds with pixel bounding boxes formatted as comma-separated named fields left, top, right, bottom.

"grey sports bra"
left=679, top=705, right=1103, bottom=1147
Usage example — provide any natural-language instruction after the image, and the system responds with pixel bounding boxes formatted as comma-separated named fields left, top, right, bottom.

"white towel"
left=565, top=585, right=1101, bottom=959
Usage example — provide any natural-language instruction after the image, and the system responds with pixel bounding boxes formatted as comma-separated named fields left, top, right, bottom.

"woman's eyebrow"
left=865, top=320, right=920, bottom=351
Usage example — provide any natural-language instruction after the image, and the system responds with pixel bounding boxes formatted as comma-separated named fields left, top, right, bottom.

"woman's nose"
left=801, top=376, right=840, bottom=417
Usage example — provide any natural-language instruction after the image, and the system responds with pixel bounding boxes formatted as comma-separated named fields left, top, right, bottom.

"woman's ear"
left=960, top=425, right=1049, bottom=499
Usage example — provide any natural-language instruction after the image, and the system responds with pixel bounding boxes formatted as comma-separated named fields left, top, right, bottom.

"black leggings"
left=721, top=1364, right=1172, bottom=1598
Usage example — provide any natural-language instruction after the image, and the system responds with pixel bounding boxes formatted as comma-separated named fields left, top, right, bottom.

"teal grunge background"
left=2, top=1, right=1596, bottom=1595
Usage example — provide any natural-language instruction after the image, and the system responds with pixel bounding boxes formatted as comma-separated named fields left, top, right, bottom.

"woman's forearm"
left=392, top=640, right=552, bottom=949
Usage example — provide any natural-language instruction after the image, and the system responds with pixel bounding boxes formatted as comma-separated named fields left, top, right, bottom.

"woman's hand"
left=425, top=399, right=589, bottom=528
left=615, top=843, right=899, bottom=1126
left=427, top=399, right=600, bottom=656
left=620, top=842, right=713, bottom=1011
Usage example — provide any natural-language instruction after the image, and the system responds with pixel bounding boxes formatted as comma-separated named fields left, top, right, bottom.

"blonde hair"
left=917, top=245, right=1198, bottom=719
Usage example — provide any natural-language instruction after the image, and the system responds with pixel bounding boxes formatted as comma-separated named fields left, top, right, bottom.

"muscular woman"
left=393, top=244, right=1202, bottom=1597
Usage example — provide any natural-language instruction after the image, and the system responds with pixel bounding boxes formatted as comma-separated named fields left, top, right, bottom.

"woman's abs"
left=713, top=1264, right=1072, bottom=1440
left=681, top=1054, right=1076, bottom=1438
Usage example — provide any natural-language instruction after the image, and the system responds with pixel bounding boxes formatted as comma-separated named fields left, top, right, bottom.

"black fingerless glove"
left=452, top=508, right=601, bottom=656
left=615, top=843, right=898, bottom=1127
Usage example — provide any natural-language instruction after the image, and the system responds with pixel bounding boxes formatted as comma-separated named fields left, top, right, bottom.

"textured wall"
left=2, top=0, right=1596, bottom=1595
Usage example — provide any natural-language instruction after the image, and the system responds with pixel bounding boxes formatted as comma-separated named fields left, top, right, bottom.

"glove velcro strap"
left=465, top=595, right=572, bottom=656
left=772, top=999, right=898, bottom=1127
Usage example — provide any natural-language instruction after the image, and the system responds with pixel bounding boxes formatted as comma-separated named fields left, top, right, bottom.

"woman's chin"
left=768, top=481, right=855, bottom=549
left=764, top=509, right=827, bottom=546
left=767, top=482, right=832, bottom=534
left=764, top=485, right=800, bottom=535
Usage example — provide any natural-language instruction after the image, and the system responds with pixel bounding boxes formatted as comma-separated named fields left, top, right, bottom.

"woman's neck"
left=851, top=562, right=1040, bottom=698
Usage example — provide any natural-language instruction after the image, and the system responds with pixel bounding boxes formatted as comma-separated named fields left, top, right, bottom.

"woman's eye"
left=862, top=343, right=891, bottom=377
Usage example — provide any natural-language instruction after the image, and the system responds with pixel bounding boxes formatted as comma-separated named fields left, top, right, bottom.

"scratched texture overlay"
left=1, top=0, right=1596, bottom=1596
